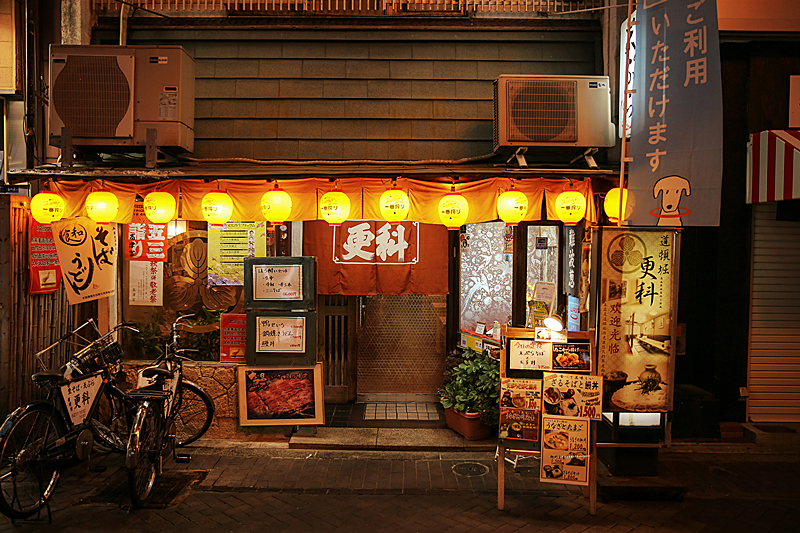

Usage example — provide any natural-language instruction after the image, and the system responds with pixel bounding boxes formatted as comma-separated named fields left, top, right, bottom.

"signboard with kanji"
left=125, top=201, right=167, bottom=262
left=540, top=415, right=589, bottom=486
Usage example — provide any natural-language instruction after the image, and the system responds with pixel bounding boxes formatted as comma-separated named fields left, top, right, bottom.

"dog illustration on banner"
left=652, top=175, right=691, bottom=226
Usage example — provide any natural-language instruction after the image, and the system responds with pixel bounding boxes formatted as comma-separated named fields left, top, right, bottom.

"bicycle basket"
left=68, top=339, right=124, bottom=376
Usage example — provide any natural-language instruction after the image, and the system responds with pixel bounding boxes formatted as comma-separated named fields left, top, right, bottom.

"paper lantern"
left=604, top=187, right=634, bottom=222
left=143, top=190, right=176, bottom=224
left=319, top=189, right=351, bottom=226
left=261, top=186, right=293, bottom=225
left=438, top=191, right=469, bottom=230
left=85, top=190, right=119, bottom=223
left=379, top=187, right=409, bottom=223
left=30, top=191, right=65, bottom=224
left=496, top=189, right=528, bottom=226
left=201, top=190, right=233, bottom=225
left=554, top=189, right=587, bottom=226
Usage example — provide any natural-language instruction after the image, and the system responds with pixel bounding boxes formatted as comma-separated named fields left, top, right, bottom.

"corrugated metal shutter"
left=748, top=202, right=800, bottom=422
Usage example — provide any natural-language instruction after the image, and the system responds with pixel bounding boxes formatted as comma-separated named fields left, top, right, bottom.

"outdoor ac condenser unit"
left=49, top=45, right=195, bottom=152
left=493, top=75, right=615, bottom=152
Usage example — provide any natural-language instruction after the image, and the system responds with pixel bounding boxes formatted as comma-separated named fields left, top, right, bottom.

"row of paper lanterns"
left=29, top=184, right=630, bottom=227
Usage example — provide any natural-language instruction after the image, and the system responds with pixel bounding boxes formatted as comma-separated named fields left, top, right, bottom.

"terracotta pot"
left=444, top=407, right=490, bottom=441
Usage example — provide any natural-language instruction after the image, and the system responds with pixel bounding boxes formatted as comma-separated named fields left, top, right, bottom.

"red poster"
left=125, top=201, right=167, bottom=262
left=28, top=218, right=62, bottom=294
left=220, top=313, right=247, bottom=363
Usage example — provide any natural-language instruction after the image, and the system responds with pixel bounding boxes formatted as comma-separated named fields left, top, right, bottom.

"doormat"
left=85, top=469, right=205, bottom=507
left=753, top=424, right=796, bottom=433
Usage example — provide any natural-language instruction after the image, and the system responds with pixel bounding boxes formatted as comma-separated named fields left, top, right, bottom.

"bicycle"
left=125, top=314, right=214, bottom=506
left=0, top=320, right=139, bottom=520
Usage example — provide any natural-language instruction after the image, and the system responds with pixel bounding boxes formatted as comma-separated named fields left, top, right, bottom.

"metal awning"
left=747, top=130, right=800, bottom=203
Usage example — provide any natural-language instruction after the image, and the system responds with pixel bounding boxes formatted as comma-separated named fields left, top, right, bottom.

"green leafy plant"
left=439, top=348, right=500, bottom=427
left=127, top=310, right=169, bottom=360
left=179, top=306, right=221, bottom=362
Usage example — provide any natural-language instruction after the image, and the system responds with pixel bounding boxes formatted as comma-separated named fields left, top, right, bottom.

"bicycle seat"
left=141, top=366, right=174, bottom=380
left=32, top=371, right=65, bottom=384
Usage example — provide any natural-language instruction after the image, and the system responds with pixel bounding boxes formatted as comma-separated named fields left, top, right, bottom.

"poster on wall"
left=220, top=313, right=247, bottom=363
left=28, top=218, right=62, bottom=295
left=51, top=217, right=116, bottom=304
left=598, top=228, right=675, bottom=412
left=125, top=201, right=167, bottom=262
left=527, top=281, right=556, bottom=328
left=129, top=261, right=163, bottom=306
left=499, top=378, right=541, bottom=441
left=540, top=415, right=590, bottom=486
left=208, top=221, right=268, bottom=286
left=237, top=364, right=324, bottom=426
left=542, top=373, right=602, bottom=420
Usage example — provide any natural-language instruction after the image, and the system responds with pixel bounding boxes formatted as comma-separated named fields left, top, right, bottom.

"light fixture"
left=554, top=188, right=587, bottom=226
left=319, top=188, right=351, bottom=226
left=143, top=190, right=176, bottom=224
left=30, top=191, right=65, bottom=224
left=496, top=186, right=528, bottom=226
left=543, top=312, right=564, bottom=332
left=85, top=189, right=119, bottom=223
left=261, top=184, right=293, bottom=225
left=201, top=190, right=234, bottom=225
left=379, top=185, right=409, bottom=223
left=438, top=186, right=469, bottom=230
left=604, top=187, right=634, bottom=222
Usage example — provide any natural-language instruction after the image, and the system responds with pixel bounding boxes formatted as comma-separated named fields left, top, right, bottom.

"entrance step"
left=742, top=423, right=800, bottom=445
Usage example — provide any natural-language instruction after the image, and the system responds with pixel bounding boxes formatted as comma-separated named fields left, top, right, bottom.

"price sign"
left=509, top=339, right=552, bottom=370
left=542, top=373, right=602, bottom=421
left=255, top=316, right=306, bottom=352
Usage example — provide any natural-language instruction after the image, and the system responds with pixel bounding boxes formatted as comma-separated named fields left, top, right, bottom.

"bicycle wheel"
left=90, top=389, right=131, bottom=453
left=175, top=380, right=214, bottom=447
left=126, top=402, right=160, bottom=507
left=0, top=405, right=66, bottom=519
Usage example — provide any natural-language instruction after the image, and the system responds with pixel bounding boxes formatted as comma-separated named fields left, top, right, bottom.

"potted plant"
left=439, top=348, right=500, bottom=440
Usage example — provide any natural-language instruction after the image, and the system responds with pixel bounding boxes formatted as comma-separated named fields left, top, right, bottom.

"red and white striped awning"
left=747, top=130, right=800, bottom=204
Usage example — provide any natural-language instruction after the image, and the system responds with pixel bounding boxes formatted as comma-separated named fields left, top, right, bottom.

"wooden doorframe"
left=317, top=294, right=358, bottom=403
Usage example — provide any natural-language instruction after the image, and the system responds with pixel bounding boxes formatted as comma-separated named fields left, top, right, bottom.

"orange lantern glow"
left=496, top=188, right=528, bottom=226
left=201, top=190, right=234, bottom=225
left=379, top=187, right=410, bottom=223
left=30, top=191, right=65, bottom=224
left=85, top=189, right=119, bottom=223
left=438, top=189, right=469, bottom=230
left=554, top=189, right=587, bottom=226
left=319, top=189, right=351, bottom=226
left=261, top=185, right=293, bottom=225
left=143, top=190, right=176, bottom=224
left=604, top=187, right=634, bottom=222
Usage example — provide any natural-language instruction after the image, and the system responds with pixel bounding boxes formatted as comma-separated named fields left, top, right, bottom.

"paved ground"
left=2, top=436, right=799, bottom=532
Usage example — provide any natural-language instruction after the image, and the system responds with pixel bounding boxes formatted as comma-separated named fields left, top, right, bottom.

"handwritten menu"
left=253, top=265, right=302, bottom=300
left=542, top=373, right=602, bottom=420
left=499, top=378, right=541, bottom=441
left=509, top=339, right=552, bottom=370
left=255, top=316, right=306, bottom=352
left=540, top=415, right=589, bottom=486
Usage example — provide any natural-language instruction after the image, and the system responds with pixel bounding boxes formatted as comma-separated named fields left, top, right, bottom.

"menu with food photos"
left=542, top=373, right=602, bottom=421
left=540, top=415, right=589, bottom=485
left=498, top=378, right=541, bottom=441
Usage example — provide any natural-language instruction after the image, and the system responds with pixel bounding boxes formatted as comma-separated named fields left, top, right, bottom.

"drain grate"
left=86, top=469, right=203, bottom=506
left=452, top=462, right=490, bottom=477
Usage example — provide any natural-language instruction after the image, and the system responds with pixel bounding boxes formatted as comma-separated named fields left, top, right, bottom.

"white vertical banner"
left=129, top=261, right=163, bottom=306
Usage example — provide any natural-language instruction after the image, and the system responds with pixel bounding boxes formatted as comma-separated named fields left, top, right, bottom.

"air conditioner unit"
left=49, top=45, right=195, bottom=153
left=493, top=75, right=615, bottom=152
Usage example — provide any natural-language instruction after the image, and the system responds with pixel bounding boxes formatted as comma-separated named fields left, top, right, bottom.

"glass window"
left=459, top=222, right=513, bottom=333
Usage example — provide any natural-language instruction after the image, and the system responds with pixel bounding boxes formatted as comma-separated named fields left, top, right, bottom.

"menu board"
left=499, top=378, right=541, bottom=441
left=255, top=316, right=306, bottom=353
left=237, top=364, right=324, bottom=426
left=509, top=339, right=552, bottom=371
left=253, top=264, right=302, bottom=300
left=220, top=313, right=247, bottom=363
left=551, top=343, right=592, bottom=371
left=540, top=415, right=589, bottom=486
left=542, top=373, right=602, bottom=420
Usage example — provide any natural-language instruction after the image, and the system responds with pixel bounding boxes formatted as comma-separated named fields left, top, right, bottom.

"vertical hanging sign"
left=52, top=217, right=117, bottom=304
left=597, top=228, right=675, bottom=412
left=627, top=0, right=722, bottom=227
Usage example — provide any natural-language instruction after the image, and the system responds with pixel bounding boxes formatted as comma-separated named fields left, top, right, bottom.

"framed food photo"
left=238, top=363, right=324, bottom=426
